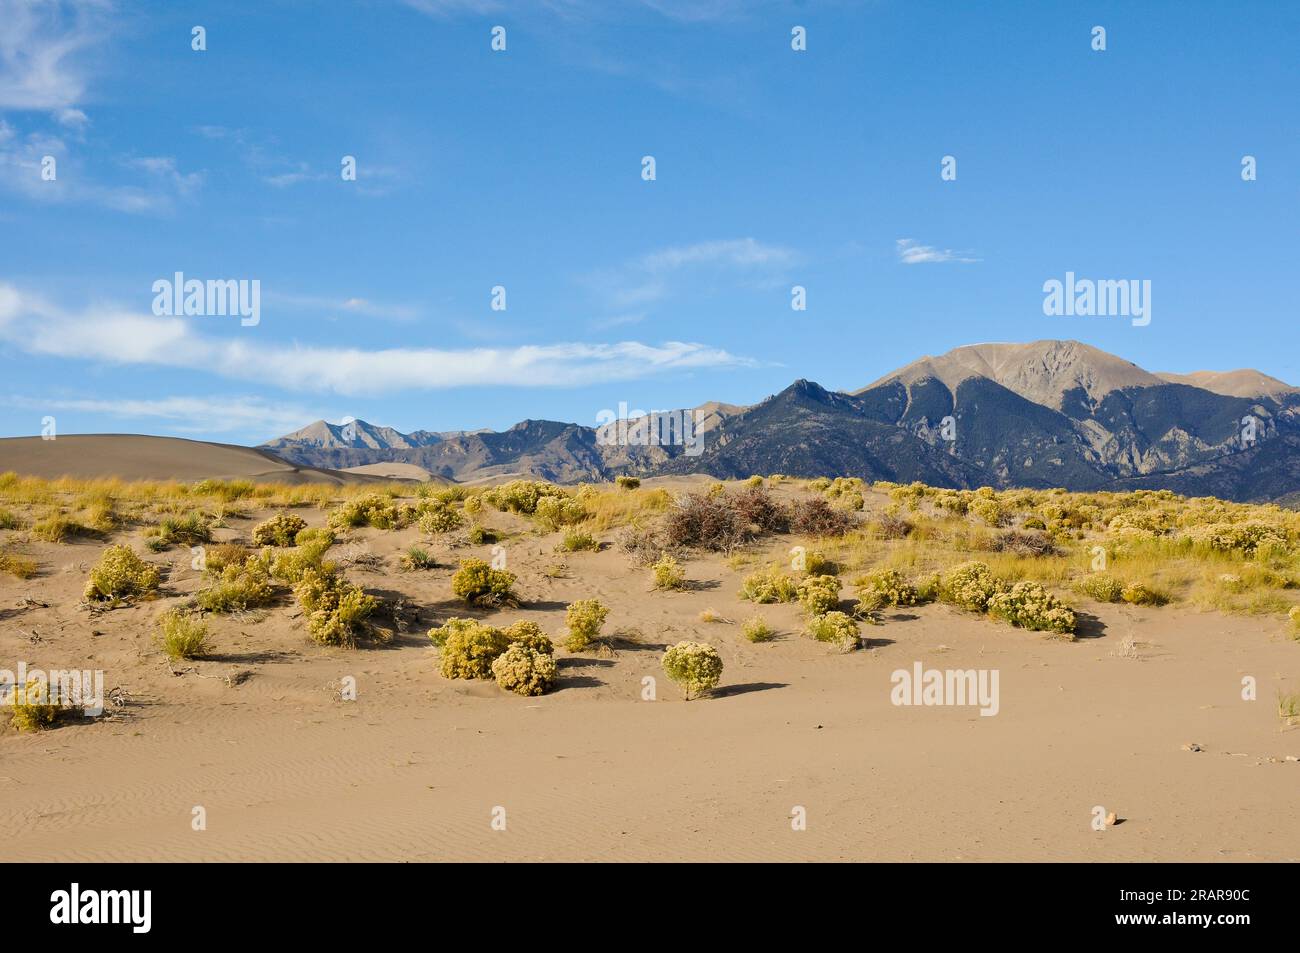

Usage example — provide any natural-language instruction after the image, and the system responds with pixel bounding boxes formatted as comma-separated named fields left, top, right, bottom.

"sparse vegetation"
left=10, top=680, right=62, bottom=731
left=651, top=553, right=687, bottom=591
left=400, top=545, right=436, bottom=571
left=84, top=545, right=161, bottom=603
left=559, top=529, right=598, bottom=552
left=805, top=610, right=859, bottom=652
left=450, top=558, right=518, bottom=608
left=157, top=608, right=211, bottom=660
left=563, top=598, right=609, bottom=652
left=742, top=616, right=775, bottom=643
left=739, top=566, right=799, bottom=604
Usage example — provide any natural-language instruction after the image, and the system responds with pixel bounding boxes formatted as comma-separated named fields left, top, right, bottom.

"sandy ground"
left=0, top=435, right=379, bottom=485
left=1, top=495, right=1297, bottom=862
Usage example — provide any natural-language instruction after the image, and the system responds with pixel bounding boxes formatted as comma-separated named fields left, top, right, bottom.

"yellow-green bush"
left=939, top=561, right=1002, bottom=612
left=157, top=608, right=211, bottom=660
left=439, top=619, right=510, bottom=679
left=252, top=512, right=308, bottom=547
left=534, top=495, right=587, bottom=531
left=559, top=530, right=598, bottom=552
left=294, top=526, right=335, bottom=548
left=502, top=619, right=554, bottom=654
left=450, top=558, right=518, bottom=608
left=805, top=610, right=859, bottom=652
left=294, top=570, right=379, bottom=647
left=84, top=545, right=161, bottom=602
left=417, top=501, right=463, bottom=535
left=158, top=511, right=212, bottom=545
left=652, top=553, right=687, bottom=591
left=615, top=476, right=641, bottom=490
left=797, top=574, right=841, bottom=616
left=662, top=640, right=723, bottom=700
left=0, top=550, right=38, bottom=579
left=854, top=568, right=918, bottom=611
left=328, top=493, right=403, bottom=530
left=742, top=616, right=775, bottom=643
left=987, top=581, right=1076, bottom=637
left=483, top=480, right=566, bottom=515
left=739, top=566, right=799, bottom=604
left=196, top=557, right=275, bottom=612
left=1077, top=572, right=1125, bottom=603
left=10, top=680, right=62, bottom=731
left=563, top=598, right=609, bottom=652
left=491, top=643, right=558, bottom=696
left=1120, top=582, right=1170, bottom=606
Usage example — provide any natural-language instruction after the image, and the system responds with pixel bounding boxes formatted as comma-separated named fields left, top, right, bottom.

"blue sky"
left=1, top=0, right=1296, bottom=444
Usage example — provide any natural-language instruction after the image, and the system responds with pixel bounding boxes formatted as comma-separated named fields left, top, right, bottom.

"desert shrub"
left=915, top=572, right=941, bottom=603
left=559, top=529, right=598, bottom=552
left=874, top=511, right=913, bottom=539
left=197, top=557, right=275, bottom=612
left=617, top=524, right=669, bottom=566
left=451, top=558, right=518, bottom=608
left=427, top=616, right=477, bottom=648
left=939, top=561, right=1003, bottom=612
left=192, top=478, right=256, bottom=502
left=417, top=501, right=464, bottom=535
left=790, top=497, right=857, bottom=537
left=533, top=495, right=586, bottom=531
left=32, top=514, right=91, bottom=543
left=742, top=616, right=775, bottom=643
left=158, top=511, right=212, bottom=546
left=969, top=498, right=1007, bottom=527
left=294, top=573, right=379, bottom=647
left=1078, top=573, right=1125, bottom=603
left=400, top=545, right=436, bottom=571
left=1022, top=516, right=1047, bottom=530
left=252, top=512, right=307, bottom=547
left=797, top=574, right=842, bottom=616
left=1121, top=582, right=1170, bottom=606
left=294, top=526, right=335, bottom=548
left=662, top=492, right=748, bottom=551
left=264, top=540, right=333, bottom=585
left=662, top=641, right=723, bottom=699
left=10, top=680, right=62, bottom=731
left=563, top=598, right=609, bottom=652
left=157, top=608, right=211, bottom=660
left=491, top=644, right=558, bottom=696
left=1289, top=606, right=1300, bottom=634
left=652, top=553, right=687, bottom=591
left=992, top=529, right=1057, bottom=557
left=0, top=507, right=23, bottom=529
left=439, top=620, right=510, bottom=679
left=731, top=487, right=790, bottom=533
left=502, top=619, right=554, bottom=655
left=328, top=493, right=402, bottom=531
left=202, top=542, right=248, bottom=574
left=739, top=566, right=799, bottom=604
left=805, top=610, right=859, bottom=652
left=988, top=581, right=1077, bottom=637
left=483, top=480, right=566, bottom=515
left=1186, top=522, right=1289, bottom=558
left=799, top=550, right=836, bottom=575
left=615, top=475, right=641, bottom=490
left=745, top=475, right=764, bottom=488
left=84, top=545, right=161, bottom=603
left=0, top=550, right=38, bottom=579
left=145, top=537, right=169, bottom=553
left=855, top=568, right=918, bottom=611
left=463, top=495, right=483, bottom=515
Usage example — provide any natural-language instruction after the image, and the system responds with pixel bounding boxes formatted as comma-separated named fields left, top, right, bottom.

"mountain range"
left=260, top=340, right=1300, bottom=503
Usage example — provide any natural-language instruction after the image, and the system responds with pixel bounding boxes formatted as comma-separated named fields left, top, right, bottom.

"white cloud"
left=3, top=394, right=319, bottom=436
left=0, top=0, right=111, bottom=111
left=895, top=238, right=981, bottom=265
left=0, top=284, right=756, bottom=397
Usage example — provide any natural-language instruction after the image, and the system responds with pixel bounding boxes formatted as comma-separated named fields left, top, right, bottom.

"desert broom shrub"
left=439, top=620, right=510, bottom=679
left=417, top=501, right=463, bottom=535
left=84, top=545, right=161, bottom=603
left=196, top=557, right=275, bottom=612
left=502, top=619, right=554, bottom=654
left=328, top=493, right=403, bottom=531
left=0, top=550, right=38, bottom=579
left=939, top=561, right=1003, bottom=612
left=987, top=581, right=1077, bottom=637
left=252, top=512, right=307, bottom=547
left=805, top=610, right=859, bottom=652
left=467, top=524, right=496, bottom=545
left=662, top=641, right=723, bottom=700
left=615, top=475, right=641, bottom=490
left=651, top=553, right=687, bottom=591
left=293, top=570, right=379, bottom=647
left=157, top=608, right=211, bottom=660
left=491, top=643, right=558, bottom=696
left=563, top=598, right=609, bottom=652
left=1289, top=606, right=1300, bottom=634
left=157, top=511, right=212, bottom=546
left=739, top=566, right=799, bottom=604
left=10, top=680, right=62, bottom=732
left=558, top=529, right=598, bottom=552
left=1120, top=582, right=1170, bottom=606
left=294, top=526, right=335, bottom=548
left=534, top=495, right=587, bottom=531
left=1077, top=573, right=1125, bottom=603
left=797, top=574, right=842, bottom=616
left=451, top=558, right=518, bottom=608
left=855, top=568, right=918, bottom=611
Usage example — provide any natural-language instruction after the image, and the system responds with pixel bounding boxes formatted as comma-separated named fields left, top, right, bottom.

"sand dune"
left=0, top=435, right=389, bottom=484
left=342, top=462, right=438, bottom=482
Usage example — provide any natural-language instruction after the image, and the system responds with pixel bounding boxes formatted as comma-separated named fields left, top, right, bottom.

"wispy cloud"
left=587, top=237, right=799, bottom=313
left=895, top=238, right=981, bottom=265
left=264, top=291, right=421, bottom=323
left=2, top=394, right=319, bottom=436
left=0, top=0, right=111, bottom=111
left=0, top=284, right=756, bottom=397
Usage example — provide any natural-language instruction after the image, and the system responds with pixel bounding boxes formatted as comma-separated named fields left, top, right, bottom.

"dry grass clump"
left=9, top=680, right=63, bottom=732
left=399, top=545, right=436, bottom=571
left=0, top=506, right=23, bottom=529
left=558, top=529, right=599, bottom=552
left=790, top=497, right=858, bottom=537
left=0, top=549, right=38, bottom=578
left=615, top=475, right=641, bottom=490
left=739, top=566, right=799, bottom=604
left=157, top=511, right=212, bottom=546
left=157, top=608, right=211, bottom=660
left=742, top=615, right=775, bottom=643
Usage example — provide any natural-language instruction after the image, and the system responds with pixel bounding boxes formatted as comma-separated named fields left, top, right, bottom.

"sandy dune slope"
left=0, top=435, right=385, bottom=484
